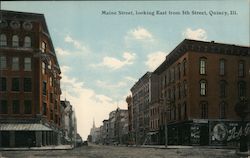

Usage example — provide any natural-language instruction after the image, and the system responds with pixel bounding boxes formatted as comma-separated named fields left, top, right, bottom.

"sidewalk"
left=0, top=145, right=73, bottom=151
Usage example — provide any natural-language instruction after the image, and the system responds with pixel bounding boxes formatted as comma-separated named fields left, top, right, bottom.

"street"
left=0, top=144, right=243, bottom=158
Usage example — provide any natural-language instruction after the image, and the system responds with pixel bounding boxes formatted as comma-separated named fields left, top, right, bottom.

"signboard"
left=210, top=121, right=250, bottom=145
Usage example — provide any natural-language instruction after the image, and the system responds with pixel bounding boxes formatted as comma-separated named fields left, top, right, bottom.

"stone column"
left=35, top=131, right=42, bottom=147
left=9, top=131, right=15, bottom=147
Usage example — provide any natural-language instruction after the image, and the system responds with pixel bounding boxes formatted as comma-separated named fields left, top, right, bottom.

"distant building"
left=114, top=108, right=128, bottom=144
left=0, top=10, right=61, bottom=147
left=60, top=100, right=77, bottom=146
left=153, top=39, right=250, bottom=146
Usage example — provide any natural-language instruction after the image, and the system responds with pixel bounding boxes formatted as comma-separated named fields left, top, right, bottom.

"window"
left=0, top=34, right=7, bottom=46
left=172, top=68, right=175, bottom=82
left=238, top=81, right=246, bottom=97
left=0, top=56, right=7, bottom=69
left=178, top=84, right=181, bottom=99
left=12, top=57, right=19, bottom=70
left=41, top=41, right=46, bottom=53
left=0, top=100, right=8, bottom=114
left=49, top=77, right=53, bottom=86
left=182, top=102, right=187, bottom=119
left=219, top=102, right=227, bottom=119
left=42, top=81, right=46, bottom=95
left=48, top=60, right=52, bottom=69
left=24, top=78, right=32, bottom=92
left=12, top=35, right=19, bottom=47
left=219, top=59, right=225, bottom=75
left=183, top=80, right=187, bottom=97
left=12, top=78, right=20, bottom=91
left=178, top=104, right=181, bottom=120
left=183, top=59, right=187, bottom=76
left=24, top=57, right=31, bottom=71
left=24, top=36, right=31, bottom=48
left=0, top=77, right=7, bottom=91
left=24, top=100, right=32, bottom=114
left=12, top=100, right=20, bottom=114
left=238, top=61, right=245, bottom=77
left=200, top=101, right=208, bottom=119
left=200, top=80, right=206, bottom=96
left=42, top=102, right=47, bottom=115
left=50, top=92, right=53, bottom=103
left=220, top=80, right=227, bottom=98
left=50, top=109, right=53, bottom=120
left=200, top=58, right=206, bottom=75
left=42, top=62, right=46, bottom=74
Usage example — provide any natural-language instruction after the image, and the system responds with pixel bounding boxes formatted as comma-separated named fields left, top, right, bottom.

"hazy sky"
left=2, top=1, right=249, bottom=140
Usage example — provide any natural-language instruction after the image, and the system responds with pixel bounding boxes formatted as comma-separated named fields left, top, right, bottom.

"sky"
left=2, top=0, right=249, bottom=140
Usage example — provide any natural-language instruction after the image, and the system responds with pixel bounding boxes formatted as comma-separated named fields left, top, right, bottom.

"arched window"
left=12, top=35, right=19, bottom=47
left=200, top=80, right=207, bottom=96
left=200, top=101, right=208, bottom=119
left=0, top=34, right=7, bottom=46
left=24, top=36, right=31, bottom=48
left=199, top=57, right=207, bottom=75
left=238, top=81, right=246, bottom=97
left=219, top=59, right=226, bottom=76
left=183, top=58, right=187, bottom=76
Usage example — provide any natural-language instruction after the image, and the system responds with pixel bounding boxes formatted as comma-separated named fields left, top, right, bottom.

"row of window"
left=200, top=101, right=227, bottom=119
left=0, top=34, right=32, bottom=48
left=200, top=58, right=246, bottom=77
left=162, top=59, right=187, bottom=87
left=0, top=77, right=32, bottom=92
left=168, top=102, right=187, bottom=121
left=164, top=80, right=188, bottom=100
left=0, top=100, right=32, bottom=114
left=0, top=56, right=32, bottom=71
left=200, top=80, right=246, bottom=97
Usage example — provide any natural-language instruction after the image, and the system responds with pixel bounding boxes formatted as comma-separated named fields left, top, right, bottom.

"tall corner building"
left=0, top=10, right=62, bottom=147
left=154, top=39, right=250, bottom=146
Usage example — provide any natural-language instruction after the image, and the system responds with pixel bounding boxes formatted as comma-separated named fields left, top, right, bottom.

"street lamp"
left=234, top=97, right=249, bottom=152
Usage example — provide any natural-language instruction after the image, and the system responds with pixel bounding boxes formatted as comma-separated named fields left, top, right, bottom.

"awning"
left=0, top=123, right=52, bottom=131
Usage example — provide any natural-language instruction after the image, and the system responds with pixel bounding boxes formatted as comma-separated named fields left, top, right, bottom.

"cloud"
left=129, top=27, right=153, bottom=40
left=56, top=47, right=70, bottom=56
left=92, top=52, right=136, bottom=70
left=183, top=28, right=207, bottom=40
left=64, top=35, right=89, bottom=54
left=145, top=51, right=167, bottom=71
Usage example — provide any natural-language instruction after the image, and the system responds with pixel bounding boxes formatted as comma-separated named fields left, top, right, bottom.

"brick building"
left=154, top=39, right=250, bottom=146
left=0, top=10, right=61, bottom=147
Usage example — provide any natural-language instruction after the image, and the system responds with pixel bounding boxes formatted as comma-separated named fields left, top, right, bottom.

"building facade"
left=130, top=72, right=152, bottom=145
left=154, top=39, right=250, bottom=146
left=0, top=10, right=62, bottom=147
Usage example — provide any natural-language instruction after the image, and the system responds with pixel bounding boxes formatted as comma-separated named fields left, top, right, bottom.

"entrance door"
left=200, top=125, right=209, bottom=145
left=2, top=132, right=10, bottom=147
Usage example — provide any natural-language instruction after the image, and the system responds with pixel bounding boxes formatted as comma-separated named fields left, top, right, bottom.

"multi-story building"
left=154, top=39, right=250, bottom=146
left=0, top=10, right=61, bottom=147
left=114, top=108, right=128, bottom=144
left=130, top=72, right=151, bottom=145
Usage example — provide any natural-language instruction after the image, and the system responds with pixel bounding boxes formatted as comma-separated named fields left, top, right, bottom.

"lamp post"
left=234, top=97, right=248, bottom=152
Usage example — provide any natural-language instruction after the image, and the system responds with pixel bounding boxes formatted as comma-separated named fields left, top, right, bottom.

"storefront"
left=0, top=123, right=60, bottom=147
left=167, top=119, right=249, bottom=146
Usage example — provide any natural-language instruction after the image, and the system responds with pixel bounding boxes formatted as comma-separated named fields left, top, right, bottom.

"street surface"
left=0, top=144, right=245, bottom=158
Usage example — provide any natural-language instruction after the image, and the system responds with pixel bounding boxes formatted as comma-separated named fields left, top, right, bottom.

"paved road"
left=0, top=144, right=243, bottom=158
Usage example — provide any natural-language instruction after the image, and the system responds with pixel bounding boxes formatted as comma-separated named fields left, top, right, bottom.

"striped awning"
left=0, top=123, right=52, bottom=131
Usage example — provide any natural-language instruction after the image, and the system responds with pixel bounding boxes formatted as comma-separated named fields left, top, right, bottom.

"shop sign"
left=210, top=121, right=250, bottom=145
